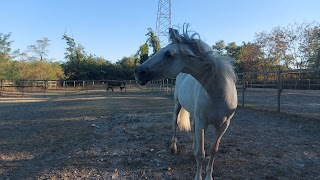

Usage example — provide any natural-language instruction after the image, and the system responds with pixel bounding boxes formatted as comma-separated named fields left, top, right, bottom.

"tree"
left=0, top=33, right=19, bottom=61
left=62, top=34, right=76, bottom=61
left=0, top=32, right=19, bottom=79
left=135, top=28, right=160, bottom=65
left=224, top=42, right=239, bottom=58
left=255, top=27, right=292, bottom=69
left=139, top=43, right=149, bottom=64
left=212, top=40, right=225, bottom=55
left=146, top=28, right=161, bottom=54
left=302, top=23, right=320, bottom=68
left=288, top=21, right=320, bottom=69
left=27, top=37, right=50, bottom=61
left=236, top=42, right=264, bottom=72
left=117, top=56, right=136, bottom=79
left=254, top=21, right=320, bottom=69
left=62, top=34, right=88, bottom=79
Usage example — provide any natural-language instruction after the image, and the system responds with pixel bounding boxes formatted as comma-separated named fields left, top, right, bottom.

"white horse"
left=134, top=27, right=237, bottom=180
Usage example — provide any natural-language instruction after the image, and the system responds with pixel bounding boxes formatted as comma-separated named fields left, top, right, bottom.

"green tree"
left=0, top=33, right=19, bottom=79
left=62, top=34, right=88, bottom=79
left=225, top=42, right=239, bottom=58
left=146, top=28, right=161, bottom=54
left=212, top=40, right=225, bottom=55
left=117, top=56, right=136, bottom=79
left=236, top=42, right=265, bottom=72
left=139, top=43, right=149, bottom=64
left=303, top=24, right=320, bottom=68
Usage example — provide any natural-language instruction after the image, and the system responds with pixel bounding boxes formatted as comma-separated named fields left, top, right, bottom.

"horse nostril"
left=140, top=70, right=147, bottom=76
left=135, top=67, right=148, bottom=76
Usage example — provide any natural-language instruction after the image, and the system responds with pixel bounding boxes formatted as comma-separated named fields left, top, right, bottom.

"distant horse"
left=134, top=26, right=237, bottom=180
left=106, top=81, right=126, bottom=92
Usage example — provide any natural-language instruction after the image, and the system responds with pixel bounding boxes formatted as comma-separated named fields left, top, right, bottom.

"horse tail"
left=177, top=107, right=191, bottom=131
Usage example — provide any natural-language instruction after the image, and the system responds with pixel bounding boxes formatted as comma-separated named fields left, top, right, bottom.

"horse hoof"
left=170, top=144, right=177, bottom=154
left=171, top=147, right=177, bottom=154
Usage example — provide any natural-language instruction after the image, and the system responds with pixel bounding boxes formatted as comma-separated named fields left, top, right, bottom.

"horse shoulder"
left=175, top=74, right=204, bottom=114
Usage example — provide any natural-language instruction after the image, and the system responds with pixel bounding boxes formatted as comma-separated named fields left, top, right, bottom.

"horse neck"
left=183, top=58, right=228, bottom=98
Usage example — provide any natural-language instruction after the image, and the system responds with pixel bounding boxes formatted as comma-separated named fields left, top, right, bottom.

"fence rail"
left=1, top=68, right=319, bottom=119
left=0, top=80, right=128, bottom=97
left=147, top=68, right=320, bottom=119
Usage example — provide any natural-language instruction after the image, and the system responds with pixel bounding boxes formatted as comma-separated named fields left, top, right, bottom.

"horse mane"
left=169, top=25, right=237, bottom=88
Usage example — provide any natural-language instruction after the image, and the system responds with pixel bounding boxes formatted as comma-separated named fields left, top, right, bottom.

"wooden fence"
left=0, top=80, right=127, bottom=97
left=1, top=68, right=319, bottom=118
left=148, top=68, right=320, bottom=115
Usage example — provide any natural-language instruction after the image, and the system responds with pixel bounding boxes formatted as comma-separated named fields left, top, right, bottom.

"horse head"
left=134, top=28, right=202, bottom=85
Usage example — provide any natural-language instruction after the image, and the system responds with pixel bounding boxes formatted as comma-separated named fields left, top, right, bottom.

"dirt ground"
left=0, top=88, right=319, bottom=179
left=239, top=89, right=320, bottom=120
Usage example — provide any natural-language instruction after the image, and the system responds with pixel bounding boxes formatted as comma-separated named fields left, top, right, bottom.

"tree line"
left=0, top=21, right=319, bottom=81
left=0, top=28, right=160, bottom=81
left=213, top=21, right=320, bottom=72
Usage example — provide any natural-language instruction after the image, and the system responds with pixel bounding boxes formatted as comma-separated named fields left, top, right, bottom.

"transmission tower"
left=156, top=0, right=171, bottom=48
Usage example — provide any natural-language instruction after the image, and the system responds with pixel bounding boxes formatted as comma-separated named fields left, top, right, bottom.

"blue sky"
left=2, top=0, right=319, bottom=63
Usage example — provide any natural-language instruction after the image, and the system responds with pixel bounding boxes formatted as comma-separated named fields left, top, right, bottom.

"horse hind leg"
left=170, top=102, right=181, bottom=154
left=205, top=119, right=230, bottom=180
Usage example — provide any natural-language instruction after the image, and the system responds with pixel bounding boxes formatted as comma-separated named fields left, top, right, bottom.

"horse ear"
left=169, top=28, right=180, bottom=42
left=184, top=49, right=199, bottom=58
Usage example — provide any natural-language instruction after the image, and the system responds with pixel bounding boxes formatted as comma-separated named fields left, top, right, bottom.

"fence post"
left=166, top=79, right=169, bottom=94
left=162, top=79, right=165, bottom=93
left=44, top=80, right=47, bottom=97
left=64, top=81, right=67, bottom=96
left=124, top=81, right=127, bottom=94
left=171, top=79, right=173, bottom=94
left=277, top=68, right=282, bottom=113
left=0, top=80, right=2, bottom=97
left=84, top=81, right=89, bottom=95
left=242, top=73, right=245, bottom=107
left=105, top=81, right=108, bottom=94
left=21, top=80, right=24, bottom=97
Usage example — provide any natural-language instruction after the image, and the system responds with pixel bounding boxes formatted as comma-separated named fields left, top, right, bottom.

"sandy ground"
left=0, top=88, right=319, bottom=179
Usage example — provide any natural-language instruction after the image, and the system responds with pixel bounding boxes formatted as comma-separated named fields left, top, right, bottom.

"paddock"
left=0, top=87, right=319, bottom=179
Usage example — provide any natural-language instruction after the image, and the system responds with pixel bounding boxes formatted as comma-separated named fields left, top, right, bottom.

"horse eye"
left=165, top=51, right=172, bottom=58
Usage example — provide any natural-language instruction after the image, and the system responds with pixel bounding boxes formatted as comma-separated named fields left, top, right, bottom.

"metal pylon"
left=156, top=0, right=171, bottom=48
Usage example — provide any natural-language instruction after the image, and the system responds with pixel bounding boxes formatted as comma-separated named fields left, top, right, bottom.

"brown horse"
left=106, top=81, right=126, bottom=92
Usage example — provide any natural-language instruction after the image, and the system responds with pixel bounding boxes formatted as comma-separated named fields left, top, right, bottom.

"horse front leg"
left=205, top=119, right=230, bottom=180
left=194, top=124, right=205, bottom=180
left=170, top=103, right=181, bottom=154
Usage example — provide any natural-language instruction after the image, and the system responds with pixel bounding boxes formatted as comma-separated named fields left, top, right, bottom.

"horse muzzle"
left=134, top=66, right=150, bottom=85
